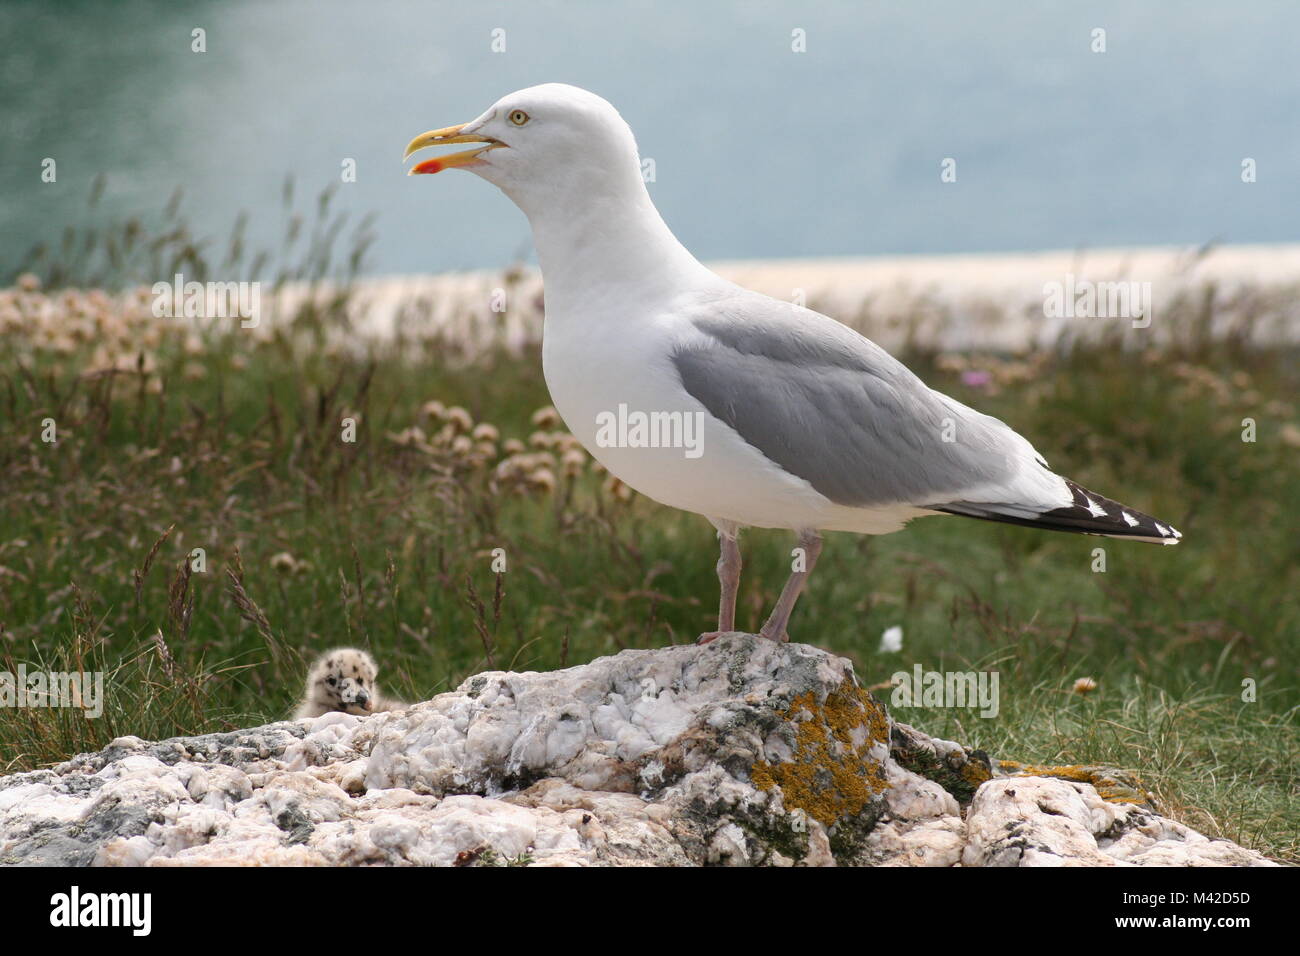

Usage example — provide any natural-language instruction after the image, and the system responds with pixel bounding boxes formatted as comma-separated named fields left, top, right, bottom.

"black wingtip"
left=936, top=480, right=1182, bottom=544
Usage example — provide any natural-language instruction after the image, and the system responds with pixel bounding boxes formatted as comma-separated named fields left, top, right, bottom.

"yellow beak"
left=403, top=124, right=504, bottom=175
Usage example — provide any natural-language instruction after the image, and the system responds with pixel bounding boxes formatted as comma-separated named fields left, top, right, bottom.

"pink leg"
left=698, top=526, right=742, bottom=645
left=758, top=530, right=823, bottom=642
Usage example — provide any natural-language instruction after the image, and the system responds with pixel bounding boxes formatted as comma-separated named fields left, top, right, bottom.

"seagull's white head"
left=404, top=83, right=644, bottom=216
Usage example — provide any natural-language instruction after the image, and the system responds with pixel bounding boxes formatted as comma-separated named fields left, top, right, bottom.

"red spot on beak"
left=411, top=158, right=444, bottom=175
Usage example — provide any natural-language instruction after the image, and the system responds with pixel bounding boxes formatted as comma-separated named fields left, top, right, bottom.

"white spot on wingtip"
left=1083, top=496, right=1108, bottom=518
left=1121, top=511, right=1139, bottom=527
left=1154, top=522, right=1170, bottom=536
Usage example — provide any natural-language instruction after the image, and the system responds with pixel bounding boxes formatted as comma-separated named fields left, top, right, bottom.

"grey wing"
left=670, top=295, right=1040, bottom=509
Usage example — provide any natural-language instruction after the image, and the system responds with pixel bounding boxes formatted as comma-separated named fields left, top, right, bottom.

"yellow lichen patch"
left=998, top=761, right=1155, bottom=807
left=750, top=681, right=890, bottom=827
left=959, top=757, right=994, bottom=789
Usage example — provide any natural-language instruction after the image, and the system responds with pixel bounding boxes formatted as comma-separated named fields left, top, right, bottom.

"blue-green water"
left=2, top=0, right=1297, bottom=277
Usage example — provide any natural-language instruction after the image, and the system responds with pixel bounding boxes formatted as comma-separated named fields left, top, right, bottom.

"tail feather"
left=933, top=479, right=1182, bottom=545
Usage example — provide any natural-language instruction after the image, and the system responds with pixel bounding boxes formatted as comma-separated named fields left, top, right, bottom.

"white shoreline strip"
left=323, top=242, right=1300, bottom=353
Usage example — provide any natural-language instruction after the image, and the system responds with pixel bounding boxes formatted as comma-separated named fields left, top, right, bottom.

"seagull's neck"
left=515, top=170, right=716, bottom=317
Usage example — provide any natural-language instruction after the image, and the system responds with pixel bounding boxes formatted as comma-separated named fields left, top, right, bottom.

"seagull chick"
left=404, top=83, right=1182, bottom=644
left=295, top=648, right=405, bottom=719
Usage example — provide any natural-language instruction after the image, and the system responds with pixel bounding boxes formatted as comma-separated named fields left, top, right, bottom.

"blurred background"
left=3, top=0, right=1299, bottom=276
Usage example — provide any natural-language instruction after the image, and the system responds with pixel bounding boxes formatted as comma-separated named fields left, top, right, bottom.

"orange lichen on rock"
left=750, top=680, right=890, bottom=827
left=998, top=761, right=1155, bottom=808
left=959, top=756, right=995, bottom=789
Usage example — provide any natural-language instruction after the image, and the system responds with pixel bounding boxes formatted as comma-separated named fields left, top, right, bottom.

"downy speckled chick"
left=294, top=648, right=406, bottom=719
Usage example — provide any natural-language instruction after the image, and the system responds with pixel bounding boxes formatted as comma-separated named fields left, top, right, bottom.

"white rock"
left=0, top=635, right=1275, bottom=867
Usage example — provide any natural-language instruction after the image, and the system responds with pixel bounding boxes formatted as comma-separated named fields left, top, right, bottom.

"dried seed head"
left=530, top=406, right=562, bottom=429
left=529, top=468, right=557, bottom=492
left=561, top=448, right=587, bottom=476
left=270, top=552, right=299, bottom=573
left=1071, top=677, right=1098, bottom=695
left=445, top=406, right=473, bottom=433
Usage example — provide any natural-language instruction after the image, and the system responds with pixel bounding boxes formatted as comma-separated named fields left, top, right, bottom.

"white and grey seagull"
left=404, top=83, right=1182, bottom=644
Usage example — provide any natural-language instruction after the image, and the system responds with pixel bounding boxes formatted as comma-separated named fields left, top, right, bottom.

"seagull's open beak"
left=403, top=124, right=505, bottom=175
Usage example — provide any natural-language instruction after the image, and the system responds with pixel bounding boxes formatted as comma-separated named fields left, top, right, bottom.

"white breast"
left=540, top=306, right=921, bottom=535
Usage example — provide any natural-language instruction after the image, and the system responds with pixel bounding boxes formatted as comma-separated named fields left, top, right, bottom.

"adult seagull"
left=404, top=83, right=1181, bottom=643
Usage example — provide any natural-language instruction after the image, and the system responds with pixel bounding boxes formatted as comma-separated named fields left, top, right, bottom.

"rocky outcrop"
left=0, top=635, right=1275, bottom=866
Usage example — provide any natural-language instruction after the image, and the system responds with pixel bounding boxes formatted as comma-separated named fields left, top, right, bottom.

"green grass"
left=0, top=206, right=1296, bottom=861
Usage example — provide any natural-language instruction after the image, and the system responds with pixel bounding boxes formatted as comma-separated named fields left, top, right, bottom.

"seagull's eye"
left=508, top=109, right=530, bottom=127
